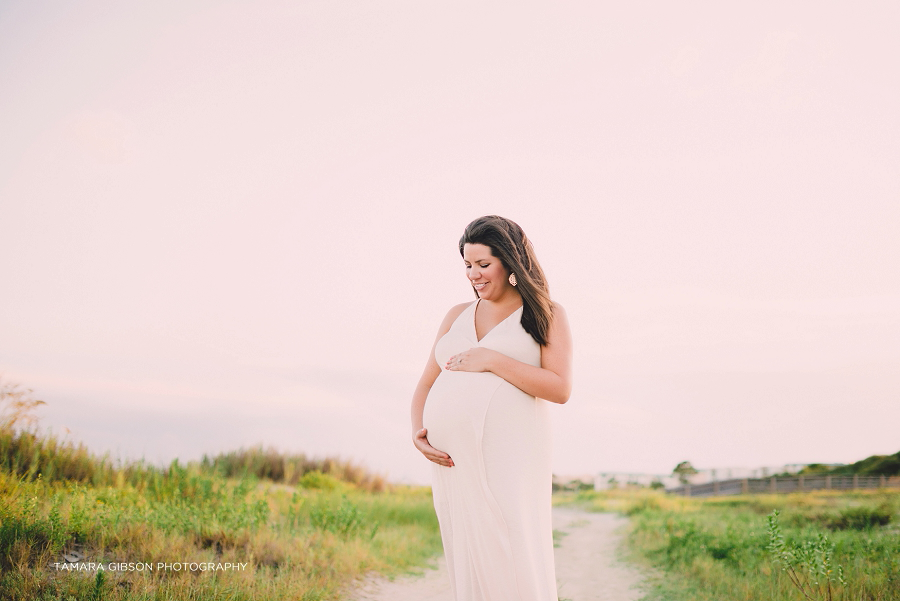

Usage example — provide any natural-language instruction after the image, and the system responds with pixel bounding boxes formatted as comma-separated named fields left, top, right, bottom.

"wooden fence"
left=668, top=474, right=900, bottom=497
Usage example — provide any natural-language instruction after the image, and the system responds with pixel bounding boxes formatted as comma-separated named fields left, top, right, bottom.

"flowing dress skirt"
left=423, top=300, right=557, bottom=601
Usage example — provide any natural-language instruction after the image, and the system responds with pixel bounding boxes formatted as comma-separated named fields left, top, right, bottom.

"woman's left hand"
left=445, top=347, right=497, bottom=372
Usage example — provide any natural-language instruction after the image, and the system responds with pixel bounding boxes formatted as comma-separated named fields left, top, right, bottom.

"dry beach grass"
left=0, top=379, right=440, bottom=600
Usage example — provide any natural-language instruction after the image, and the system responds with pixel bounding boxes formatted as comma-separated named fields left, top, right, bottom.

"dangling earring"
left=508, top=273, right=517, bottom=286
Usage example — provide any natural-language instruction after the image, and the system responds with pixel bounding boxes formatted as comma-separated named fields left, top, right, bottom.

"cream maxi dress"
left=423, top=299, right=557, bottom=601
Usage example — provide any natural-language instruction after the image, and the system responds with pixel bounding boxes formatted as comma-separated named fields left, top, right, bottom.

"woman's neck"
left=480, top=289, right=522, bottom=311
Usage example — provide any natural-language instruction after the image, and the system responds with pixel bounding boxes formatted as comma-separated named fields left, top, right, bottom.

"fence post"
left=825, top=475, right=831, bottom=490
left=852, top=474, right=859, bottom=490
left=770, top=476, right=777, bottom=493
left=881, top=475, right=886, bottom=489
left=799, top=475, right=804, bottom=492
left=685, top=483, right=691, bottom=497
left=713, top=480, right=720, bottom=495
left=742, top=478, right=749, bottom=494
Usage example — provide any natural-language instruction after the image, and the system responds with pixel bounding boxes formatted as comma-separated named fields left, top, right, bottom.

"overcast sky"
left=1, top=1, right=898, bottom=484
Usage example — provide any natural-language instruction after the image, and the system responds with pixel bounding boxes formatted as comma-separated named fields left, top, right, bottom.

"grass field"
left=1, top=464, right=444, bottom=601
left=557, top=488, right=900, bottom=601
left=5, top=381, right=899, bottom=600
left=0, top=381, right=442, bottom=601
left=0, top=462, right=442, bottom=601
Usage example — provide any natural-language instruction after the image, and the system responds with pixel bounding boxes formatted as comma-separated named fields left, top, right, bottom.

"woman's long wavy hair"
left=458, top=215, right=553, bottom=346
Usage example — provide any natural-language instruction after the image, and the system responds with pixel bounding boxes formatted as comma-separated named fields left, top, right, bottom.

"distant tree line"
left=796, top=451, right=900, bottom=477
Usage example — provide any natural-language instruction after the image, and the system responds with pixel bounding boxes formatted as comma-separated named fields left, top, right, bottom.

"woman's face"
left=463, top=243, right=512, bottom=300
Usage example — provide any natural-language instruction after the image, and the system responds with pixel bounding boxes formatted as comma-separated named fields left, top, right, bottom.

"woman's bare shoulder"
left=442, top=301, right=475, bottom=323
left=551, top=300, right=568, bottom=316
left=433, top=301, right=475, bottom=335
left=549, top=301, right=571, bottom=335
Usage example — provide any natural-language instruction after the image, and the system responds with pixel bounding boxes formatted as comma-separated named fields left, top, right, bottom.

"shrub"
left=299, top=470, right=346, bottom=491
left=827, top=505, right=893, bottom=530
left=309, top=496, right=377, bottom=538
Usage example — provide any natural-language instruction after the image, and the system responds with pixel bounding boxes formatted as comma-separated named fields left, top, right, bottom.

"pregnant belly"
left=423, top=371, right=502, bottom=456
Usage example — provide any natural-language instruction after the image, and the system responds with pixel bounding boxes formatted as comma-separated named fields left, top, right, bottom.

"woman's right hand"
left=413, top=428, right=455, bottom=467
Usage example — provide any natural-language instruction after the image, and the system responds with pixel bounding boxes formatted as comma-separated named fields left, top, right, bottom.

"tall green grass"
left=0, top=380, right=441, bottom=600
left=559, top=489, right=900, bottom=601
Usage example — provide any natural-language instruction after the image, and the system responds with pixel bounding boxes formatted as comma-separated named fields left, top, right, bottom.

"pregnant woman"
left=410, top=215, right=573, bottom=601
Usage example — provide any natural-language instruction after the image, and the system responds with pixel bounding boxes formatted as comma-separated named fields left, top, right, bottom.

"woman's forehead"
left=462, top=243, right=494, bottom=261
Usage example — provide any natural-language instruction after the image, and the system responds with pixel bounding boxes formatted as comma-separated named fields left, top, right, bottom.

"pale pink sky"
left=1, top=2, right=898, bottom=483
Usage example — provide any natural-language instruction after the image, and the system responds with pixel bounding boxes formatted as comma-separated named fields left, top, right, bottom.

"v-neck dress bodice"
left=423, top=300, right=556, bottom=601
left=435, top=299, right=533, bottom=363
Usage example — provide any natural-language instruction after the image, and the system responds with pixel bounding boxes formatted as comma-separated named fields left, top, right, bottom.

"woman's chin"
left=475, top=285, right=511, bottom=301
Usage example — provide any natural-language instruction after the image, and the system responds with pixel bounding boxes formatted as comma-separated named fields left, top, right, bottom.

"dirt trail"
left=344, top=506, right=646, bottom=601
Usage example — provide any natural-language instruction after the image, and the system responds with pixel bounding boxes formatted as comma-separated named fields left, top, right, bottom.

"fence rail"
left=668, top=475, right=900, bottom=497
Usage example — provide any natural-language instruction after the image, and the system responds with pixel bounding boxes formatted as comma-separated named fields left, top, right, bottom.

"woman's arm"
left=446, top=302, right=573, bottom=404
left=410, top=302, right=471, bottom=467
left=410, top=360, right=441, bottom=436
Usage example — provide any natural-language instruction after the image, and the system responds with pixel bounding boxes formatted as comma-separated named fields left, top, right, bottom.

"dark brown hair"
left=458, top=215, right=553, bottom=346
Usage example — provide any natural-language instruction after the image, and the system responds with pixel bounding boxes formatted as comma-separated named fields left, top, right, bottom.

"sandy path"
left=344, top=507, right=646, bottom=601
left=551, top=508, right=646, bottom=601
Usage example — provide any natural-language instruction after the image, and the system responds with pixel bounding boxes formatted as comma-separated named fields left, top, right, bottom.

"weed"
left=309, top=495, right=379, bottom=539
left=768, top=509, right=846, bottom=601
left=552, top=529, right=569, bottom=548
